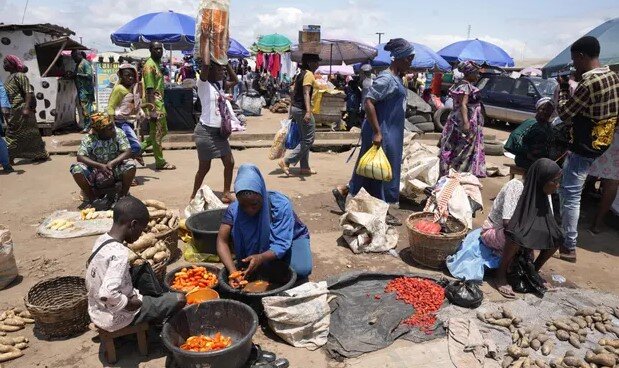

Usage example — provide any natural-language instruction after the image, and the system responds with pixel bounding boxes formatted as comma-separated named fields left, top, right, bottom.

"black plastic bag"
left=445, top=279, right=483, bottom=308
left=507, top=250, right=546, bottom=298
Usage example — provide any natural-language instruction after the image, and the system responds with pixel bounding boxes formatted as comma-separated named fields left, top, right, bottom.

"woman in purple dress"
left=439, top=61, right=486, bottom=178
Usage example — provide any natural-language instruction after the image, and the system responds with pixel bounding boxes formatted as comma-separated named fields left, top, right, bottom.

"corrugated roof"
left=0, top=23, right=75, bottom=37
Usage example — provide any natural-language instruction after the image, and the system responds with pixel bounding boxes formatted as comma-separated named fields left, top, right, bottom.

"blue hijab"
left=232, top=164, right=271, bottom=260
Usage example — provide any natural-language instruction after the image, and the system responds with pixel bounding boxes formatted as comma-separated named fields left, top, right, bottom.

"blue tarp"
left=437, top=39, right=515, bottom=67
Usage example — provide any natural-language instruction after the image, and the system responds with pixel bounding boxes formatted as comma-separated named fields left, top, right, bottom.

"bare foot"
left=299, top=168, right=317, bottom=176
left=278, top=159, right=290, bottom=176
left=221, top=192, right=236, bottom=204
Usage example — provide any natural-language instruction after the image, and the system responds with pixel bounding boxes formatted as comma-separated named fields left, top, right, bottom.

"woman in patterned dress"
left=589, top=126, right=619, bottom=234
left=2, top=55, right=48, bottom=164
left=439, top=61, right=486, bottom=178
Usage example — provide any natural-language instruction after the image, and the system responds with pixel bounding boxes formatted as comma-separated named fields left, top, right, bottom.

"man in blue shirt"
left=0, top=80, right=14, bottom=173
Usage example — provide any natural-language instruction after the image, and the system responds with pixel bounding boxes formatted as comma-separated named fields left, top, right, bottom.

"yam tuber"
left=556, top=330, right=570, bottom=341
left=561, top=356, right=584, bottom=367
left=153, top=251, right=168, bottom=263
left=507, top=345, right=528, bottom=358
left=594, top=322, right=606, bottom=334
left=584, top=351, right=616, bottom=367
left=531, top=339, right=541, bottom=351
left=598, top=338, right=619, bottom=348
left=13, top=343, right=27, bottom=350
left=17, top=311, right=30, bottom=319
left=541, top=340, right=554, bottom=356
left=568, top=334, right=581, bottom=349
left=0, top=325, right=21, bottom=332
left=154, top=224, right=170, bottom=232
left=168, top=215, right=178, bottom=228
left=537, top=334, right=550, bottom=344
left=141, top=247, right=158, bottom=259
left=128, top=234, right=157, bottom=252
left=149, top=210, right=167, bottom=219
left=0, top=346, right=22, bottom=362
left=144, top=200, right=167, bottom=210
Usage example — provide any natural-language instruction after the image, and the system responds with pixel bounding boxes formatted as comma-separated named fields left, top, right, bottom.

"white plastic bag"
left=0, top=225, right=18, bottom=290
left=268, top=119, right=291, bottom=160
left=184, top=184, right=227, bottom=218
left=262, top=282, right=330, bottom=350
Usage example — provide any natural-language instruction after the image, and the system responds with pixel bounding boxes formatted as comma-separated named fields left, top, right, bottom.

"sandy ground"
left=0, top=125, right=617, bottom=367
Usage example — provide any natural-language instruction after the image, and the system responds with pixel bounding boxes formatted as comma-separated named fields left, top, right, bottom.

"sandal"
left=496, top=284, right=517, bottom=299
left=156, top=163, right=176, bottom=170
left=135, top=156, right=145, bottom=167
left=278, top=159, right=290, bottom=176
left=386, top=212, right=402, bottom=227
left=332, top=189, right=347, bottom=213
left=131, top=179, right=140, bottom=187
left=559, top=247, right=577, bottom=263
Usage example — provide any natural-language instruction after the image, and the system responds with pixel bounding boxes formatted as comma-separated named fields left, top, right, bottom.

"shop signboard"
left=94, top=62, right=119, bottom=112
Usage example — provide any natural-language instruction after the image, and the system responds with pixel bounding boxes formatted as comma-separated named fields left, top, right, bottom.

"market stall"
left=0, top=24, right=88, bottom=134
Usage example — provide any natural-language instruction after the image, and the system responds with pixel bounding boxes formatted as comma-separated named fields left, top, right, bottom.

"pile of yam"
left=0, top=308, right=33, bottom=364
left=127, top=199, right=177, bottom=267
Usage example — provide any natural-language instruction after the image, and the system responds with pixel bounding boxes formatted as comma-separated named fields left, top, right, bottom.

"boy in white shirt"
left=86, top=196, right=185, bottom=332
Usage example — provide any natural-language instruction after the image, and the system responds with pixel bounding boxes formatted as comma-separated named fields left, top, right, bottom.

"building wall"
left=0, top=29, right=77, bottom=129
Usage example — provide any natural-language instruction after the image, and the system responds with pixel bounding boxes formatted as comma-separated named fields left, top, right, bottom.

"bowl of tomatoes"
left=164, top=263, right=220, bottom=293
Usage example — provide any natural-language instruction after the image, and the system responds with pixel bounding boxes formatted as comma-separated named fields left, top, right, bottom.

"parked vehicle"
left=477, top=74, right=558, bottom=124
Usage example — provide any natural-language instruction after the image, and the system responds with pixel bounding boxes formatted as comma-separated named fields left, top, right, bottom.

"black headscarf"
left=505, top=158, right=564, bottom=250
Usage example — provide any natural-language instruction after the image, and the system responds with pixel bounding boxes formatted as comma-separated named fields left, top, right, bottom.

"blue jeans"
left=0, top=124, right=9, bottom=169
left=282, top=237, right=313, bottom=279
left=559, top=152, right=594, bottom=250
left=115, top=122, right=141, bottom=156
left=285, top=107, right=315, bottom=170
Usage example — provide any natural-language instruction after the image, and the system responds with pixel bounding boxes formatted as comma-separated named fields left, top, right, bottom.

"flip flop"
left=386, top=212, right=402, bottom=227
left=156, top=163, right=176, bottom=170
left=332, top=189, right=346, bottom=213
left=299, top=169, right=317, bottom=176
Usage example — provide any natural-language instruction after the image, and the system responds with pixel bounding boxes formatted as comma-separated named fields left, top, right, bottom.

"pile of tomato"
left=180, top=332, right=232, bottom=352
left=384, top=277, right=445, bottom=333
left=171, top=266, right=218, bottom=292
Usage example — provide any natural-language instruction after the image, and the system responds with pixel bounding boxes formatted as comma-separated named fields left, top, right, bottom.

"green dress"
left=4, top=72, right=48, bottom=161
left=141, top=58, right=168, bottom=167
left=75, top=59, right=95, bottom=131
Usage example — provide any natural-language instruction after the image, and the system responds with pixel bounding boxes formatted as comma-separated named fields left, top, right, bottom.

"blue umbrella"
left=364, top=42, right=451, bottom=71
left=228, top=38, right=250, bottom=58
left=111, top=11, right=195, bottom=50
left=437, top=39, right=514, bottom=67
left=543, top=18, right=619, bottom=77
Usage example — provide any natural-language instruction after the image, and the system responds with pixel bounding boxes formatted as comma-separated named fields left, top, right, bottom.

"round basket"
left=154, top=226, right=180, bottom=262
left=406, top=212, right=468, bottom=269
left=24, top=276, right=89, bottom=339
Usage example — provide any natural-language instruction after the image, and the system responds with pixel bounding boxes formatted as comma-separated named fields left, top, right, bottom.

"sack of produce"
left=194, top=0, right=230, bottom=65
left=268, top=119, right=291, bottom=160
left=355, top=145, right=393, bottom=182
left=0, top=225, right=18, bottom=290
left=445, top=279, right=483, bottom=308
left=262, top=282, right=330, bottom=350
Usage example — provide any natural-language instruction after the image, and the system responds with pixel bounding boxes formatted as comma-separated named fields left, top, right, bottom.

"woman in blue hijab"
left=332, top=38, right=414, bottom=226
left=216, top=164, right=313, bottom=278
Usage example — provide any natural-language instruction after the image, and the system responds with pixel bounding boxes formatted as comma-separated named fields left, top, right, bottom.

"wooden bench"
left=506, top=163, right=526, bottom=180
left=96, top=323, right=149, bottom=364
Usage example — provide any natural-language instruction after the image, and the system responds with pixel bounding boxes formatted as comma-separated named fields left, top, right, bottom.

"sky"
left=1, top=0, right=617, bottom=62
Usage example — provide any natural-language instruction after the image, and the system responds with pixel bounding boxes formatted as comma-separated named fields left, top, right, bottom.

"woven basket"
left=154, top=226, right=180, bottom=262
left=152, top=257, right=168, bottom=284
left=24, top=276, right=89, bottom=339
left=406, top=212, right=468, bottom=269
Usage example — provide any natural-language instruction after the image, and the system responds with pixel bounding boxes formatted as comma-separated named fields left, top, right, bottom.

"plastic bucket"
left=185, top=209, right=227, bottom=254
left=186, top=288, right=219, bottom=305
left=162, top=300, right=258, bottom=368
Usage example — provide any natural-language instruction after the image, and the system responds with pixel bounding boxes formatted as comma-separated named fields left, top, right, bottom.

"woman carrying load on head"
left=216, top=164, right=313, bottom=280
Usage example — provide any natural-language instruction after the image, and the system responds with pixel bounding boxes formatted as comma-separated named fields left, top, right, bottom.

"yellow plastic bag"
left=355, top=145, right=393, bottom=181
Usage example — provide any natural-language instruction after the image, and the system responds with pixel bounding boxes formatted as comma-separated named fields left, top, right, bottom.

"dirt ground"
left=0, top=125, right=617, bottom=367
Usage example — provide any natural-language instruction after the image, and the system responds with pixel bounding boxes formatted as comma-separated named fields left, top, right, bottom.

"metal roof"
left=0, top=23, right=75, bottom=37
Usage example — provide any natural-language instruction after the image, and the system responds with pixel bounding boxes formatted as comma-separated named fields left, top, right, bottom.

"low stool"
left=95, top=322, right=149, bottom=364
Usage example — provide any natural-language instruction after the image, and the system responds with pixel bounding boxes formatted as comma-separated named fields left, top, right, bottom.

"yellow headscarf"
left=90, top=112, right=113, bottom=132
